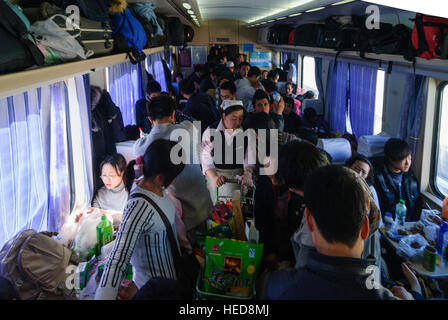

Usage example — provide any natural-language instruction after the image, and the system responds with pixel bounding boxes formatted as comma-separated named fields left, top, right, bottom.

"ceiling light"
left=182, top=2, right=191, bottom=9
left=260, top=21, right=267, bottom=24
left=288, top=12, right=303, bottom=17
left=267, top=19, right=275, bottom=23
left=331, top=0, right=357, bottom=5
left=247, top=0, right=313, bottom=23
left=187, top=10, right=194, bottom=14
left=191, top=14, right=196, bottom=18
left=305, top=6, right=326, bottom=13
left=277, top=17, right=287, bottom=20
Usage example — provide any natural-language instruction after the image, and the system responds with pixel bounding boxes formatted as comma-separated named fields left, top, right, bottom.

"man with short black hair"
left=263, top=165, right=423, bottom=300
left=235, top=61, right=250, bottom=80
left=243, top=89, right=284, bottom=132
left=267, top=70, right=280, bottom=83
left=188, top=65, right=207, bottom=91
left=180, top=79, right=219, bottom=135
left=374, top=138, right=422, bottom=222
left=235, top=66, right=265, bottom=111
left=135, top=78, right=161, bottom=134
left=219, top=81, right=237, bottom=102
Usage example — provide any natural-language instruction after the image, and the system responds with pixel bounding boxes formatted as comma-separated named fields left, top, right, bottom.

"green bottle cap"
left=400, top=200, right=405, bottom=205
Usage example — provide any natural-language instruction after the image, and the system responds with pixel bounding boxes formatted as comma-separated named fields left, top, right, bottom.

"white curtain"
left=107, top=61, right=142, bottom=126
left=0, top=82, right=71, bottom=246
left=145, top=51, right=168, bottom=92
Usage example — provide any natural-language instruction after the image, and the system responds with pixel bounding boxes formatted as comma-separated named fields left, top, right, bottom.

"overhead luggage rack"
left=0, top=46, right=173, bottom=99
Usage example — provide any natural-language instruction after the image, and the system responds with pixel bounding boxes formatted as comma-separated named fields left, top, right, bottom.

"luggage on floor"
left=0, top=229, right=79, bottom=300
left=294, top=24, right=325, bottom=47
left=0, top=0, right=44, bottom=74
left=411, top=13, right=448, bottom=60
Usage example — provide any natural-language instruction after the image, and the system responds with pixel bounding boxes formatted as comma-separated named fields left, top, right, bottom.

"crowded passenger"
left=262, top=165, right=424, bottom=300
left=236, top=66, right=265, bottom=111
left=282, top=96, right=302, bottom=136
left=135, top=76, right=161, bottom=134
left=201, top=100, right=255, bottom=203
left=243, top=89, right=284, bottom=132
left=179, top=79, right=219, bottom=134
left=236, top=61, right=251, bottom=80
left=95, top=139, right=185, bottom=300
left=374, top=138, right=422, bottom=222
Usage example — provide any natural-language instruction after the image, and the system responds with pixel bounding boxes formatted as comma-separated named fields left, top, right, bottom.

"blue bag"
left=111, top=9, right=147, bottom=63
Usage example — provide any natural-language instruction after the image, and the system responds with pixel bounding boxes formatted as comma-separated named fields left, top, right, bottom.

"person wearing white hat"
left=201, top=100, right=255, bottom=203
left=226, top=61, right=235, bottom=74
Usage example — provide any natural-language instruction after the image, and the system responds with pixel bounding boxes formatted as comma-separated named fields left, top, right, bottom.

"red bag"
left=411, top=13, right=448, bottom=60
left=288, top=29, right=295, bottom=45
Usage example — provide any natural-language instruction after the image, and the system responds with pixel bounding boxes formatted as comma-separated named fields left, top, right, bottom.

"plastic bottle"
left=96, top=214, right=113, bottom=256
left=436, top=221, right=448, bottom=254
left=442, top=232, right=448, bottom=267
left=395, top=200, right=407, bottom=227
left=442, top=196, right=448, bottom=222
left=384, top=212, right=394, bottom=230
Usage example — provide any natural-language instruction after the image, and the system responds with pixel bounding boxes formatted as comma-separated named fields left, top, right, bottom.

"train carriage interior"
left=1, top=0, right=448, bottom=302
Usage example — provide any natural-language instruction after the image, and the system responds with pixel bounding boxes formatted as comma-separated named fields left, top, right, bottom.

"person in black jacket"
left=135, top=76, right=161, bottom=134
left=179, top=79, right=218, bottom=135
left=282, top=96, right=302, bottom=135
left=374, top=138, right=422, bottom=222
left=262, top=165, right=424, bottom=300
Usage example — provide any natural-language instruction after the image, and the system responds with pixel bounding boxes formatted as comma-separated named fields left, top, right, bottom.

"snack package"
left=397, top=234, right=428, bottom=263
left=420, top=210, right=443, bottom=227
left=203, top=236, right=263, bottom=297
left=194, top=223, right=234, bottom=269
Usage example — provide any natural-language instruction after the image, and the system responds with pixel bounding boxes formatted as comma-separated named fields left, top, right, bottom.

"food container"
left=422, top=245, right=437, bottom=272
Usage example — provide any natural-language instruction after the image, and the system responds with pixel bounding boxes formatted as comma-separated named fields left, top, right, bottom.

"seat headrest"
left=317, top=138, right=352, bottom=165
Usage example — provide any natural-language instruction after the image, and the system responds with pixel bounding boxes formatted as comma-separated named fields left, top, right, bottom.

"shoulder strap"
left=129, top=192, right=182, bottom=274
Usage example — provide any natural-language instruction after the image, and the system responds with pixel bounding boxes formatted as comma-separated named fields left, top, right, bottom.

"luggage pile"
left=194, top=184, right=263, bottom=300
left=0, top=0, right=195, bottom=75
left=259, top=13, right=448, bottom=61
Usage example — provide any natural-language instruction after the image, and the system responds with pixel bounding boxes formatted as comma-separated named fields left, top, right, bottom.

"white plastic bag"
left=30, top=14, right=93, bottom=60
left=73, top=210, right=113, bottom=260
left=396, top=234, right=428, bottom=263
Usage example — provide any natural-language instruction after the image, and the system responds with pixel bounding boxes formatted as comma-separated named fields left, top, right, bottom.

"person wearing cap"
left=226, top=61, right=235, bottom=74
left=201, top=100, right=256, bottom=203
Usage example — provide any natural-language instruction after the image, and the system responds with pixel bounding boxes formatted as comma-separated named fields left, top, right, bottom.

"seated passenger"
left=180, top=79, right=219, bottom=135
left=374, top=138, right=422, bottom=222
left=92, top=153, right=134, bottom=212
left=297, top=90, right=316, bottom=102
left=201, top=100, right=255, bottom=203
left=267, top=70, right=280, bottom=83
left=95, top=140, right=185, bottom=300
left=134, top=95, right=212, bottom=239
left=135, top=76, right=161, bottom=134
left=282, top=96, right=302, bottom=136
left=300, top=107, right=334, bottom=142
left=261, top=70, right=268, bottom=80
left=243, top=89, right=284, bottom=132
left=345, top=154, right=382, bottom=270
left=188, top=65, right=207, bottom=91
left=235, top=66, right=264, bottom=111
left=284, top=82, right=296, bottom=99
left=262, top=165, right=423, bottom=300
left=199, top=67, right=218, bottom=104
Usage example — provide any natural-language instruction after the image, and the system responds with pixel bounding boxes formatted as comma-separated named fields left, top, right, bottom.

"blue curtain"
left=399, top=74, right=428, bottom=156
left=328, top=61, right=349, bottom=134
left=0, top=82, right=72, bottom=246
left=145, top=52, right=168, bottom=92
left=108, top=61, right=142, bottom=126
left=349, top=64, right=378, bottom=138
left=315, top=57, right=325, bottom=112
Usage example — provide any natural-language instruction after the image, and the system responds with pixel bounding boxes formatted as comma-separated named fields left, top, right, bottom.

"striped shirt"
left=94, top=184, right=178, bottom=300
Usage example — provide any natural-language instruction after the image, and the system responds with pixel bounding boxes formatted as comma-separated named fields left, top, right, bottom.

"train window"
left=301, top=56, right=318, bottom=96
left=434, top=82, right=448, bottom=198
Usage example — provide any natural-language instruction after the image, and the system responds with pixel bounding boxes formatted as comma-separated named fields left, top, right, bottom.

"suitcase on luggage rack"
left=23, top=2, right=113, bottom=57
left=294, top=24, right=325, bottom=47
left=268, top=24, right=293, bottom=45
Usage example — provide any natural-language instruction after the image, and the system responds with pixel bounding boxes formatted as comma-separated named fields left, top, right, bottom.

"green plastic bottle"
left=96, top=214, right=113, bottom=256
left=126, top=264, right=133, bottom=280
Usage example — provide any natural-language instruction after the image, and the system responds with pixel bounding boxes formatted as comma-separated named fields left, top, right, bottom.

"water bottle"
left=436, top=221, right=448, bottom=254
left=395, top=200, right=407, bottom=227
left=96, top=214, right=113, bottom=256
left=384, top=212, right=394, bottom=230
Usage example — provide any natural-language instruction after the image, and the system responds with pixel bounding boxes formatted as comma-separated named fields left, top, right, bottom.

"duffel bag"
left=288, top=28, right=295, bottom=45
left=319, top=28, right=358, bottom=50
left=184, top=24, right=194, bottom=43
left=368, top=24, right=412, bottom=55
left=268, top=24, right=293, bottom=45
left=0, top=229, right=79, bottom=300
left=0, top=0, right=44, bottom=74
left=294, top=24, right=325, bottom=47
left=111, top=8, right=147, bottom=63
left=411, top=13, right=448, bottom=60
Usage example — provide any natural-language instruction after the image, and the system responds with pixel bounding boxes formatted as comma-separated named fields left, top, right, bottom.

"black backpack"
left=166, top=17, right=184, bottom=46
left=0, top=0, right=44, bottom=74
left=294, top=24, right=325, bottom=47
left=184, top=24, right=194, bottom=43
left=268, top=24, right=293, bottom=45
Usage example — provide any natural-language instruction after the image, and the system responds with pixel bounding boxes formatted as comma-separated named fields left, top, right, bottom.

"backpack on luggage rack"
left=268, top=24, right=293, bottom=45
left=111, top=8, right=147, bottom=63
left=166, top=17, right=184, bottom=46
left=294, top=24, right=325, bottom=47
left=0, top=229, right=79, bottom=300
left=0, top=0, right=44, bottom=74
left=411, top=13, right=448, bottom=60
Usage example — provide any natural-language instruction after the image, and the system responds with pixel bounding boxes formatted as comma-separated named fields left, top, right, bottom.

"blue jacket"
left=263, top=250, right=424, bottom=300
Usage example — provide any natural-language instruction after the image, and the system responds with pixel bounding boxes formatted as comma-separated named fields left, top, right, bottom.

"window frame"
left=430, top=81, right=448, bottom=199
